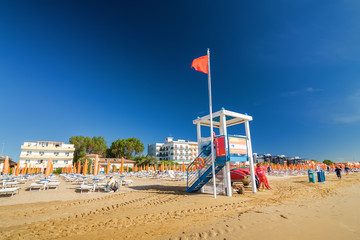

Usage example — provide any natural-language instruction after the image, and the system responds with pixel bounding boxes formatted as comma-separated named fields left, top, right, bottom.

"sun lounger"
left=122, top=179, right=133, bottom=186
left=79, top=184, right=94, bottom=194
left=4, top=181, right=20, bottom=188
left=17, top=179, right=27, bottom=184
left=0, top=187, right=21, bottom=198
left=45, top=182, right=60, bottom=190
left=95, top=183, right=107, bottom=192
left=29, top=183, right=46, bottom=191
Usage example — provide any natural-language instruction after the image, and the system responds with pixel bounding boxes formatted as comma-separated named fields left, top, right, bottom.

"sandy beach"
left=0, top=173, right=359, bottom=240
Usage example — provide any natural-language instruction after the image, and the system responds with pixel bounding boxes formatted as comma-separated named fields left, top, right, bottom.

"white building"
left=148, top=137, right=198, bottom=164
left=19, top=141, right=75, bottom=170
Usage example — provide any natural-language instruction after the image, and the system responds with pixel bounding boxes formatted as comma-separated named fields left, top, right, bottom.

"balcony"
left=20, top=154, right=74, bottom=159
left=21, top=145, right=75, bottom=151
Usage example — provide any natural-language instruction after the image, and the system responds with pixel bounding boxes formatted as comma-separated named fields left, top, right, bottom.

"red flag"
left=191, top=55, right=208, bottom=74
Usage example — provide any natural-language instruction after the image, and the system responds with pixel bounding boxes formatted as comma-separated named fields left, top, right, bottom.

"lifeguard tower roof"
left=193, top=109, right=252, bottom=128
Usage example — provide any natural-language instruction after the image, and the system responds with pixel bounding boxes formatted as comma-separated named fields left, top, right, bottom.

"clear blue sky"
left=1, top=1, right=359, bottom=162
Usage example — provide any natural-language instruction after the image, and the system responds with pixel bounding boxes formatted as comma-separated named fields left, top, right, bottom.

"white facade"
left=19, top=141, right=75, bottom=170
left=148, top=137, right=198, bottom=164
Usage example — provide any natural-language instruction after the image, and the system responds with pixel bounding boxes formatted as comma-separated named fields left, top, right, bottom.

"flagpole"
left=207, top=48, right=217, bottom=199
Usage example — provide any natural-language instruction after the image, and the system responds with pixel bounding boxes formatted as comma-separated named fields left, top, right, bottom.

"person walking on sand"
left=345, top=165, right=350, bottom=175
left=255, top=163, right=271, bottom=191
left=335, top=166, right=342, bottom=180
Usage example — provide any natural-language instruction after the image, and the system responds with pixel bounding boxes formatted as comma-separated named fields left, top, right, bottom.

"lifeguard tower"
left=186, top=108, right=257, bottom=196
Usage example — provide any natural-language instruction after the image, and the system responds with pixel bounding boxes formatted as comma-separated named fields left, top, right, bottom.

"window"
left=54, top=152, right=59, bottom=155
left=39, top=151, right=44, bottom=155
left=52, top=160, right=58, bottom=163
left=25, top=160, right=30, bottom=163
left=64, top=160, right=68, bottom=164
left=37, top=160, right=41, bottom=163
left=27, top=151, right=32, bottom=155
left=39, top=142, right=48, bottom=147
left=65, top=152, right=70, bottom=156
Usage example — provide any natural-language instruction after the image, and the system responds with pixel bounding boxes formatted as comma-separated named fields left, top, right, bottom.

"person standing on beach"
left=345, top=165, right=350, bottom=175
left=256, top=163, right=271, bottom=191
left=335, top=166, right=342, bottom=180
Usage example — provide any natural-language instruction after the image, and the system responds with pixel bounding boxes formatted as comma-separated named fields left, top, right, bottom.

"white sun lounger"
left=95, top=183, right=107, bottom=192
left=4, top=181, right=20, bottom=188
left=122, top=179, right=133, bottom=186
left=0, top=187, right=21, bottom=198
left=45, top=182, right=60, bottom=190
left=79, top=184, right=94, bottom=194
left=29, top=183, right=46, bottom=191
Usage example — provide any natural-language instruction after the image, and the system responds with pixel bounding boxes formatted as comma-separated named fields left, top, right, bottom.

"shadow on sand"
left=128, top=184, right=189, bottom=195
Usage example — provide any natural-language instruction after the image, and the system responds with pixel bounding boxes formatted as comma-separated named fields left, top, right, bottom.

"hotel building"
left=148, top=137, right=198, bottom=164
left=19, top=141, right=75, bottom=169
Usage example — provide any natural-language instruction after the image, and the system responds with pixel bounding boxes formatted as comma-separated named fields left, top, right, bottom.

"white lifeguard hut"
left=187, top=108, right=257, bottom=197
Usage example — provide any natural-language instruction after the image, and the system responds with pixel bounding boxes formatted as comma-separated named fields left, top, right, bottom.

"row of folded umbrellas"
left=2, top=156, right=54, bottom=177
left=62, top=157, right=188, bottom=175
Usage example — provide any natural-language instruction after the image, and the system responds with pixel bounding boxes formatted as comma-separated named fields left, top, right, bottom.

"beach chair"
left=29, top=182, right=46, bottom=191
left=46, top=182, right=60, bottom=190
left=122, top=179, right=133, bottom=186
left=95, top=183, right=107, bottom=192
left=79, top=184, right=94, bottom=194
left=0, top=187, right=21, bottom=198
left=4, top=181, right=20, bottom=188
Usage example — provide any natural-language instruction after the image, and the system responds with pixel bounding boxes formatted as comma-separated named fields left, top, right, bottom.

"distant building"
left=148, top=137, right=198, bottom=164
left=19, top=141, right=75, bottom=169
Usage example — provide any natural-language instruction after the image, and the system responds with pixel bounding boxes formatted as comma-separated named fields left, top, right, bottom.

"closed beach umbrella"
left=154, top=164, right=157, bottom=172
left=77, top=161, right=81, bottom=174
left=45, top=158, right=52, bottom=177
left=120, top=157, right=124, bottom=174
left=73, top=163, right=76, bottom=174
left=94, top=155, right=99, bottom=176
left=28, top=164, right=32, bottom=175
left=83, top=159, right=88, bottom=175
left=126, top=164, right=129, bottom=172
left=2, top=156, right=10, bottom=175
left=89, top=164, right=93, bottom=174
left=106, top=160, right=110, bottom=175
left=161, top=162, right=164, bottom=172
left=21, top=163, right=27, bottom=175
left=146, top=163, right=149, bottom=172
left=15, top=161, right=21, bottom=176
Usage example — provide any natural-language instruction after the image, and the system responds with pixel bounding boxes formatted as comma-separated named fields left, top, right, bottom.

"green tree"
left=109, top=138, right=144, bottom=159
left=110, top=139, right=130, bottom=158
left=134, top=155, right=157, bottom=166
left=126, top=137, right=145, bottom=158
left=69, top=136, right=107, bottom=162
left=323, top=159, right=333, bottom=165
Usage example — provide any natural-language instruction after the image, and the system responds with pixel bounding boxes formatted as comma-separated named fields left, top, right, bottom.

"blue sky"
left=1, top=1, right=359, bottom=162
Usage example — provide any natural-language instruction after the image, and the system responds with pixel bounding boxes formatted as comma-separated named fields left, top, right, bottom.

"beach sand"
left=0, top=173, right=359, bottom=240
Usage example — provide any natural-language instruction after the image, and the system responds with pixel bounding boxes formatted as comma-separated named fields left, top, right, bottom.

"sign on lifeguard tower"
left=186, top=108, right=257, bottom=197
